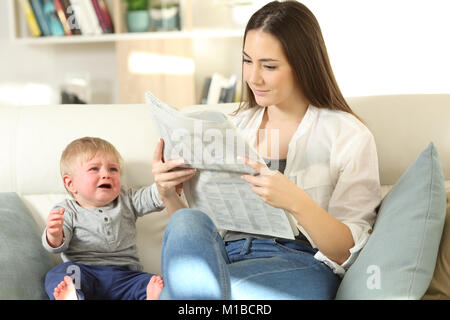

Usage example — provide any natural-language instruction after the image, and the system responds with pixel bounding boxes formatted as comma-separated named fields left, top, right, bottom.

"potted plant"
left=126, top=0, right=150, bottom=32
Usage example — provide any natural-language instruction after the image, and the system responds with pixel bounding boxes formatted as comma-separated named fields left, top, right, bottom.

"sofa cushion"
left=422, top=188, right=450, bottom=299
left=0, top=193, right=55, bottom=299
left=336, top=142, right=446, bottom=299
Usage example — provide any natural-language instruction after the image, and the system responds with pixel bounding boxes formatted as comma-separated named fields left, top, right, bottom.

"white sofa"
left=1, top=94, right=449, bottom=299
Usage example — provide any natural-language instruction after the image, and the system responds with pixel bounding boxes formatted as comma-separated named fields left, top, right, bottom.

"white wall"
left=302, top=0, right=450, bottom=96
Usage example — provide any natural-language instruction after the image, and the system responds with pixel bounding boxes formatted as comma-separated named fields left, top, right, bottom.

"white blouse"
left=230, top=105, right=382, bottom=276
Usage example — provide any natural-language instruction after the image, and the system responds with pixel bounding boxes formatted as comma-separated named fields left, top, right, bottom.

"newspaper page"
left=146, top=92, right=295, bottom=239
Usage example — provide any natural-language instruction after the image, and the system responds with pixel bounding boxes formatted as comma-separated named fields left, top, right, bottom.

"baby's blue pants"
left=45, top=262, right=154, bottom=300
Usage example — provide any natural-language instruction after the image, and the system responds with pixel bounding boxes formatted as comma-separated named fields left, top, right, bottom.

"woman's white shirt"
left=230, top=105, right=382, bottom=276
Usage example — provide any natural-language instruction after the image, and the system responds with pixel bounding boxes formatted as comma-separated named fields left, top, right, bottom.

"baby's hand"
left=46, top=207, right=65, bottom=248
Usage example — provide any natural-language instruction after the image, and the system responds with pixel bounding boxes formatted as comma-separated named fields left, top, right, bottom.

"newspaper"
left=146, top=91, right=295, bottom=239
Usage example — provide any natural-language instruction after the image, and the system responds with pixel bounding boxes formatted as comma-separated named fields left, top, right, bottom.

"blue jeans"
left=160, top=209, right=341, bottom=300
left=45, top=262, right=154, bottom=300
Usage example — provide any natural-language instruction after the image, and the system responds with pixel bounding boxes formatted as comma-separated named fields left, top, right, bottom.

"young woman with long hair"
left=151, top=1, right=381, bottom=299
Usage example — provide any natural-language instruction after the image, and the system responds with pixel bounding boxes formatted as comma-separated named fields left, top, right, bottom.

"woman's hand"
left=240, top=157, right=354, bottom=264
left=152, top=138, right=196, bottom=201
left=240, top=157, right=302, bottom=213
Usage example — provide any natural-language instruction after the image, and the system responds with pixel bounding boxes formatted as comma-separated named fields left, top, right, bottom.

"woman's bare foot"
left=53, top=276, right=78, bottom=300
left=146, top=275, right=164, bottom=300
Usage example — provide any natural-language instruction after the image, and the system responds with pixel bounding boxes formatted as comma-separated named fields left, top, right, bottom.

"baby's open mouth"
left=98, top=183, right=112, bottom=189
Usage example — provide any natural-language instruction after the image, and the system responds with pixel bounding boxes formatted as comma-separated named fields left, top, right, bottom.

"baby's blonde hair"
left=60, top=136, right=124, bottom=179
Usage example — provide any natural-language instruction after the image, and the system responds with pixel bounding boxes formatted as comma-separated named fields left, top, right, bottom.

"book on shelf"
left=219, top=74, right=237, bottom=104
left=53, top=0, right=72, bottom=35
left=69, top=0, right=101, bottom=35
left=53, top=0, right=79, bottom=35
left=84, top=0, right=104, bottom=35
left=29, top=0, right=51, bottom=36
left=91, top=0, right=114, bottom=33
left=201, top=73, right=241, bottom=105
left=20, top=0, right=114, bottom=37
left=61, top=0, right=82, bottom=34
left=200, top=77, right=212, bottom=104
left=42, top=0, right=65, bottom=36
left=19, top=0, right=41, bottom=37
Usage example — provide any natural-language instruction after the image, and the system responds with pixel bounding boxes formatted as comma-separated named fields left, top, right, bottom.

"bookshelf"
left=8, top=0, right=245, bottom=44
left=9, top=0, right=190, bottom=41
left=10, top=28, right=244, bottom=45
left=7, top=0, right=246, bottom=108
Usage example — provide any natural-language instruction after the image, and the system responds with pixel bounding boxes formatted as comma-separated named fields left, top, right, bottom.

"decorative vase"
left=127, top=10, right=151, bottom=32
left=149, top=5, right=180, bottom=31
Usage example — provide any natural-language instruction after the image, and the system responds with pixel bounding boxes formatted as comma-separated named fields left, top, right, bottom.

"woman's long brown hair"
left=234, top=1, right=359, bottom=120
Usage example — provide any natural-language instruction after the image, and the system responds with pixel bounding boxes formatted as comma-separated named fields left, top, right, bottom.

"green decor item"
left=126, top=0, right=150, bottom=32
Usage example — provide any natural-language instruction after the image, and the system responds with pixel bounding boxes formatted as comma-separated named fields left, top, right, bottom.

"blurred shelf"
left=11, top=29, right=244, bottom=45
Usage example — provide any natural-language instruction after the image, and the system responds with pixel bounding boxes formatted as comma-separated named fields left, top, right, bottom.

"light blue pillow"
left=0, top=193, right=55, bottom=299
left=336, top=142, right=446, bottom=299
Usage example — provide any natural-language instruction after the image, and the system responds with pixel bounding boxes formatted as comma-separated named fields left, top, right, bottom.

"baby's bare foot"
left=146, top=275, right=164, bottom=300
left=53, top=276, right=78, bottom=300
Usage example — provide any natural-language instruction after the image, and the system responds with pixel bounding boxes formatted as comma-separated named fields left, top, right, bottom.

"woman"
left=152, top=1, right=381, bottom=299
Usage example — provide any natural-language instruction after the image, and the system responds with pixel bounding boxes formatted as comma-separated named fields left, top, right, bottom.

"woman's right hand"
left=152, top=138, right=196, bottom=201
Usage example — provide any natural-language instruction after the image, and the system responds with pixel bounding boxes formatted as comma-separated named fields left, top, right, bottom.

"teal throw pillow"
left=0, top=193, right=55, bottom=299
left=336, top=142, right=446, bottom=299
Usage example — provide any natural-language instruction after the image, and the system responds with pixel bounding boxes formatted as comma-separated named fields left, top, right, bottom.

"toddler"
left=43, top=137, right=165, bottom=300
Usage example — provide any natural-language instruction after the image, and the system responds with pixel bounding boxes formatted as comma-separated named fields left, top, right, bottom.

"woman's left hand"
left=240, top=157, right=302, bottom=212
